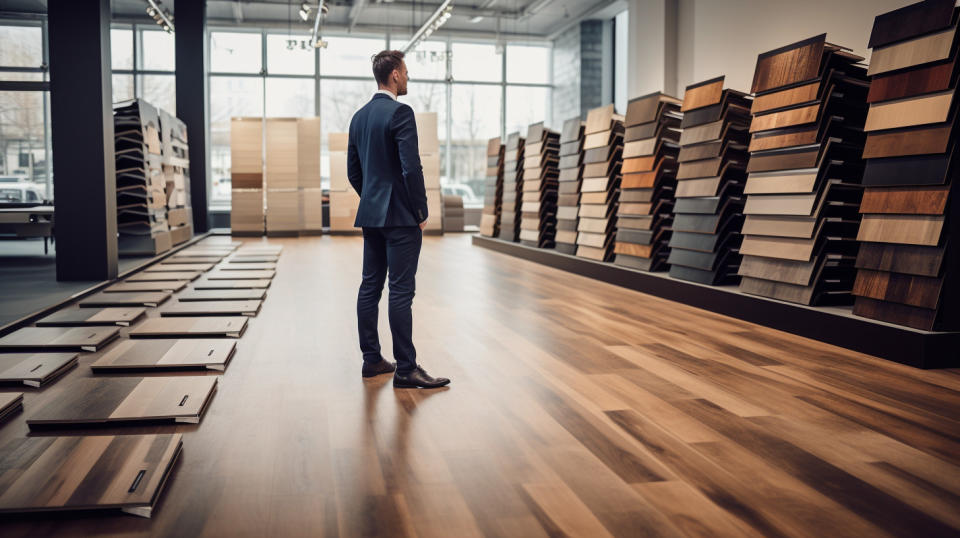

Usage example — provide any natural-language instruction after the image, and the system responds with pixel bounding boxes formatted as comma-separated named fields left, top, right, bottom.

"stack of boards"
left=577, top=105, right=624, bottom=262
left=479, top=137, right=504, bottom=238
left=555, top=117, right=586, bottom=255
left=0, top=238, right=278, bottom=517
left=614, top=93, right=682, bottom=271
left=669, top=77, right=752, bottom=284
left=499, top=133, right=525, bottom=242
left=852, top=0, right=960, bottom=330
left=520, top=122, right=560, bottom=248
left=738, top=34, right=870, bottom=305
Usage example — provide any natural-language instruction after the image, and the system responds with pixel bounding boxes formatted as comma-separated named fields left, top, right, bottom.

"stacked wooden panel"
left=555, top=118, right=585, bottom=255
left=159, top=109, right=192, bottom=245
left=265, top=118, right=301, bottom=235
left=498, top=132, right=525, bottom=242
left=479, top=137, right=504, bottom=237
left=230, top=117, right=264, bottom=235
left=298, top=117, right=323, bottom=234
left=328, top=132, right=360, bottom=232
left=415, top=112, right=443, bottom=233
left=669, top=78, right=751, bottom=284
left=114, top=99, right=171, bottom=254
left=737, top=34, right=870, bottom=305
left=614, top=94, right=681, bottom=271
left=852, top=0, right=960, bottom=330
left=519, top=122, right=561, bottom=248
left=577, top=105, right=624, bottom=262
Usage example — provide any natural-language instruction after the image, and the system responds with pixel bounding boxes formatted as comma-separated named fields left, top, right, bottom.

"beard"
left=397, top=82, right=408, bottom=96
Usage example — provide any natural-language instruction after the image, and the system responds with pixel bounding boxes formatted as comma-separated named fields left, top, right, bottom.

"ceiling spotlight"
left=144, top=0, right=175, bottom=33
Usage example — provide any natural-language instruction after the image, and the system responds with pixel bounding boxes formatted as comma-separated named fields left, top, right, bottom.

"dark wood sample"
left=866, top=58, right=956, bottom=103
left=193, top=279, right=272, bottom=290
left=129, top=316, right=248, bottom=338
left=682, top=77, right=724, bottom=111
left=868, top=27, right=955, bottom=76
left=91, top=339, right=237, bottom=371
left=36, top=307, right=145, bottom=327
left=167, top=256, right=224, bottom=264
left=625, top=92, right=681, bottom=125
left=0, top=392, right=22, bottom=425
left=853, top=268, right=943, bottom=309
left=750, top=104, right=819, bottom=133
left=0, top=352, right=77, bottom=387
left=126, top=271, right=201, bottom=282
left=738, top=254, right=821, bottom=286
left=0, top=327, right=119, bottom=352
left=853, top=295, right=937, bottom=330
left=739, top=276, right=819, bottom=305
left=746, top=146, right=818, bottom=173
left=27, top=377, right=217, bottom=427
left=868, top=0, right=956, bottom=49
left=857, top=214, right=945, bottom=246
left=78, top=291, right=172, bottom=308
left=748, top=127, right=818, bottom=152
left=862, top=125, right=952, bottom=158
left=859, top=185, right=950, bottom=214
left=106, top=280, right=188, bottom=293
left=862, top=153, right=953, bottom=186
left=0, top=433, right=182, bottom=517
left=752, top=34, right=826, bottom=94
left=855, top=242, right=945, bottom=277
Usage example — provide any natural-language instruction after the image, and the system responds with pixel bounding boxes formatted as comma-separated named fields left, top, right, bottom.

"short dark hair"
left=372, top=50, right=404, bottom=86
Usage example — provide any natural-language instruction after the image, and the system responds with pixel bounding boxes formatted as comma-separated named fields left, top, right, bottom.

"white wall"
left=674, top=0, right=912, bottom=93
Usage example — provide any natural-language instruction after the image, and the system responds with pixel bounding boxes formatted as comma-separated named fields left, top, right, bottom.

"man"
left=347, top=50, right=450, bottom=389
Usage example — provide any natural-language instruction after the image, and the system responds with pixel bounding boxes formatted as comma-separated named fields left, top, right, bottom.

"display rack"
left=519, top=122, right=560, bottom=248
left=479, top=136, right=504, bottom=237
left=499, top=132, right=525, bottom=242
left=555, top=117, right=585, bottom=255
left=576, top=104, right=623, bottom=262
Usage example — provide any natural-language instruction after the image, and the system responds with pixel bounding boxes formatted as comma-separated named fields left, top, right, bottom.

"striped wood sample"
left=129, top=317, right=249, bottom=338
left=160, top=300, right=262, bottom=317
left=867, top=26, right=956, bottom=76
left=0, top=327, right=119, bottom=352
left=193, top=279, right=272, bottom=290
left=105, top=281, right=187, bottom=293
left=36, top=307, right=145, bottom=327
left=0, top=393, right=22, bottom=424
left=0, top=352, right=77, bottom=387
left=78, top=291, right=172, bottom=308
left=177, top=289, right=267, bottom=302
left=856, top=214, right=945, bottom=246
left=91, top=339, right=237, bottom=371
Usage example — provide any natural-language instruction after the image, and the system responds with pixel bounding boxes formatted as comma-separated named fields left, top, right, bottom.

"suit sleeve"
left=391, top=104, right=429, bottom=223
left=346, top=125, right=363, bottom=196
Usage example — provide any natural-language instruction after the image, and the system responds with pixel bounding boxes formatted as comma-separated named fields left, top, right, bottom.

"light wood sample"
left=0, top=352, right=78, bottom=387
left=148, top=263, right=215, bottom=272
left=265, top=118, right=299, bottom=189
left=856, top=214, right=945, bottom=246
left=0, top=326, right=119, bottom=352
left=178, top=289, right=267, bottom=302
left=36, top=307, right=145, bottom=327
left=79, top=291, right=172, bottom=308
left=867, top=27, right=956, bottom=76
left=864, top=90, right=953, bottom=132
left=106, top=281, right=187, bottom=293
left=91, top=339, right=237, bottom=371
left=129, top=316, right=248, bottom=338
left=161, top=300, right=262, bottom=317
left=193, top=279, right=272, bottom=290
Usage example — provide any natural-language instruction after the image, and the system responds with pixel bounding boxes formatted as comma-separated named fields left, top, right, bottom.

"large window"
left=210, top=76, right=264, bottom=204
left=110, top=25, right=177, bottom=110
left=451, top=84, right=501, bottom=206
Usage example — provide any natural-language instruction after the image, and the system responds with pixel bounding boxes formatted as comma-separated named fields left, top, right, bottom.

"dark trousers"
left=357, top=226, right=422, bottom=374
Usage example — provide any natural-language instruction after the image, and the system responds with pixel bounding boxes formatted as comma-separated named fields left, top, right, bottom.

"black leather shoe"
left=362, top=359, right=396, bottom=378
left=393, top=366, right=450, bottom=389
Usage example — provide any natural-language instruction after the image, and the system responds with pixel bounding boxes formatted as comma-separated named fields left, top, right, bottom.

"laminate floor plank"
left=129, top=316, right=248, bottom=338
left=90, top=339, right=236, bottom=371
left=0, top=352, right=77, bottom=387
left=78, top=291, right=172, bottom=308
left=35, top=307, right=145, bottom=327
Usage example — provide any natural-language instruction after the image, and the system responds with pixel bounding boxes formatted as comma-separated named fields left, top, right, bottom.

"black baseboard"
left=472, top=235, right=960, bottom=369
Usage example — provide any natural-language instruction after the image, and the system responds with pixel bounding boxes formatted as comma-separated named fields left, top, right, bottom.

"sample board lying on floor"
left=36, top=307, right=145, bottom=327
left=215, top=262, right=276, bottom=271
left=205, top=270, right=275, bottom=280
left=192, top=279, right=271, bottom=290
left=79, top=291, right=172, bottom=308
left=126, top=271, right=201, bottom=282
left=177, top=289, right=267, bottom=301
left=226, top=256, right=279, bottom=263
left=0, top=392, right=23, bottom=424
left=27, top=377, right=218, bottom=427
left=91, top=339, right=236, bottom=371
left=0, top=353, right=78, bottom=387
left=150, top=262, right=215, bottom=272
left=129, top=317, right=248, bottom=338
left=0, top=327, right=119, bottom=352
left=166, top=256, right=223, bottom=264
left=235, top=246, right=282, bottom=254
left=161, top=300, right=262, bottom=317
left=0, top=433, right=182, bottom=518
left=105, top=281, right=188, bottom=293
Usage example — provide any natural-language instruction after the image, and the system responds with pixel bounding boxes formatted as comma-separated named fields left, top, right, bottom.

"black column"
left=175, top=0, right=209, bottom=232
left=48, top=0, right=117, bottom=281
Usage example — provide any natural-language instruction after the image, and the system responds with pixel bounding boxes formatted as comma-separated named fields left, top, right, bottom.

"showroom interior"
left=0, top=0, right=958, bottom=534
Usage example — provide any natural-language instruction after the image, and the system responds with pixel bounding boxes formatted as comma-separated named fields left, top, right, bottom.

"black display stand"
left=472, top=234, right=960, bottom=369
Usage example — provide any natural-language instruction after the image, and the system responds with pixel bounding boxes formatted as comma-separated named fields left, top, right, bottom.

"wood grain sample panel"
left=857, top=214, right=945, bottom=246
left=738, top=255, right=818, bottom=286
left=106, top=281, right=187, bottom=293
left=130, top=316, right=248, bottom=338
left=676, top=177, right=721, bottom=198
left=867, top=27, right=956, bottom=77
left=677, top=158, right=723, bottom=180
left=752, top=34, right=825, bottom=94
left=126, top=271, right=201, bottom=282
left=0, top=352, right=77, bottom=387
left=0, top=433, right=182, bottom=517
left=585, top=104, right=616, bottom=133
left=679, top=140, right=722, bottom=162
left=682, top=77, right=724, bottom=111
left=91, top=339, right=236, bottom=371
left=36, top=307, right=145, bottom=327
left=867, top=59, right=955, bottom=103
left=78, top=291, right=171, bottom=308
left=746, top=147, right=817, bottom=173
left=862, top=125, right=952, bottom=158
left=743, top=192, right=818, bottom=216
left=193, top=279, right=272, bottom=290
left=859, top=185, right=950, bottom=214
left=855, top=242, right=945, bottom=277
left=161, top=300, right=262, bottom=317
left=868, top=0, right=956, bottom=48
left=853, top=296, right=937, bottom=330
left=216, top=262, right=277, bottom=271
left=28, top=377, right=217, bottom=427
left=622, top=157, right=655, bottom=174
left=741, top=215, right=818, bottom=239
left=750, top=104, right=819, bottom=133
left=177, top=289, right=267, bottom=302
left=623, top=138, right=657, bottom=158
left=751, top=81, right=820, bottom=114
left=583, top=130, right=618, bottom=150
left=749, top=127, right=818, bottom=152
left=0, top=327, right=119, bottom=352
left=739, top=235, right=817, bottom=262
left=230, top=118, right=262, bottom=187
left=739, top=276, right=816, bottom=305
left=205, top=269, right=276, bottom=280
left=745, top=170, right=818, bottom=194
left=148, top=263, right=215, bottom=272
left=265, top=118, right=299, bottom=189
left=862, top=153, right=951, bottom=186
left=679, top=121, right=723, bottom=145
left=864, top=90, right=953, bottom=132
left=853, top=269, right=943, bottom=309
left=613, top=242, right=653, bottom=258
left=168, top=256, right=224, bottom=264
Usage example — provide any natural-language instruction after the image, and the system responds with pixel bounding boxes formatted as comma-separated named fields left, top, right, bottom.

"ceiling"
left=0, top=0, right=625, bottom=40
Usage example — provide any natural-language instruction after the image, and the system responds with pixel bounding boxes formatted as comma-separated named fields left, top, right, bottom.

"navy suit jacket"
left=347, top=93, right=428, bottom=227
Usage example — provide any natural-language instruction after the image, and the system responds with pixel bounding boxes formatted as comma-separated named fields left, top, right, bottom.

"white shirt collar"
left=375, top=89, right=397, bottom=100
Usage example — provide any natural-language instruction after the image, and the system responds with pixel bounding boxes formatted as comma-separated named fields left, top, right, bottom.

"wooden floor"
left=1, top=234, right=959, bottom=536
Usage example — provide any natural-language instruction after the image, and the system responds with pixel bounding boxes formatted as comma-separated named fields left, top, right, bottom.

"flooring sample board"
left=126, top=271, right=200, bottom=282
left=226, top=256, right=279, bottom=263
left=149, top=263, right=215, bottom=272
left=28, top=377, right=217, bottom=427
left=79, top=291, right=171, bottom=308
left=91, top=339, right=236, bottom=372
left=192, top=279, right=271, bottom=290
left=752, top=81, right=821, bottom=115
left=862, top=125, right=952, bottom=159
left=866, top=58, right=956, bottom=104
left=167, top=256, right=223, bottom=264
left=868, top=0, right=956, bottom=48
left=867, top=27, right=956, bottom=77
left=176, top=249, right=231, bottom=257
left=864, top=90, right=953, bottom=132
left=857, top=214, right=945, bottom=246
left=855, top=242, right=945, bottom=277
left=215, top=262, right=276, bottom=271
left=265, top=118, right=299, bottom=189
left=859, top=185, right=950, bottom=214
left=161, top=300, right=262, bottom=317
left=106, top=281, right=187, bottom=293
left=681, top=77, right=724, bottom=111
left=205, top=269, right=276, bottom=280
left=853, top=268, right=943, bottom=309
left=0, top=392, right=22, bottom=424
left=36, top=307, right=145, bottom=327
left=861, top=153, right=952, bottom=186
left=738, top=255, right=821, bottom=287
left=177, top=289, right=267, bottom=302
left=751, top=34, right=826, bottom=94
left=0, top=326, right=119, bottom=352
left=235, top=245, right=282, bottom=254
left=0, top=353, right=77, bottom=387
left=853, top=295, right=937, bottom=330
left=130, top=317, right=248, bottom=338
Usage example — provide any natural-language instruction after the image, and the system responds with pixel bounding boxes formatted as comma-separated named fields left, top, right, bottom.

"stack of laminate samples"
left=555, top=117, right=585, bottom=254
left=479, top=137, right=504, bottom=237
left=159, top=109, right=192, bottom=245
left=577, top=105, right=624, bottom=261
left=114, top=99, right=170, bottom=255
left=231, top=117, right=264, bottom=234
left=852, top=0, right=960, bottom=330
left=669, top=77, right=751, bottom=284
left=519, top=122, right=560, bottom=248
left=614, top=94, right=681, bottom=271
left=498, top=132, right=525, bottom=242
left=737, top=34, right=870, bottom=305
